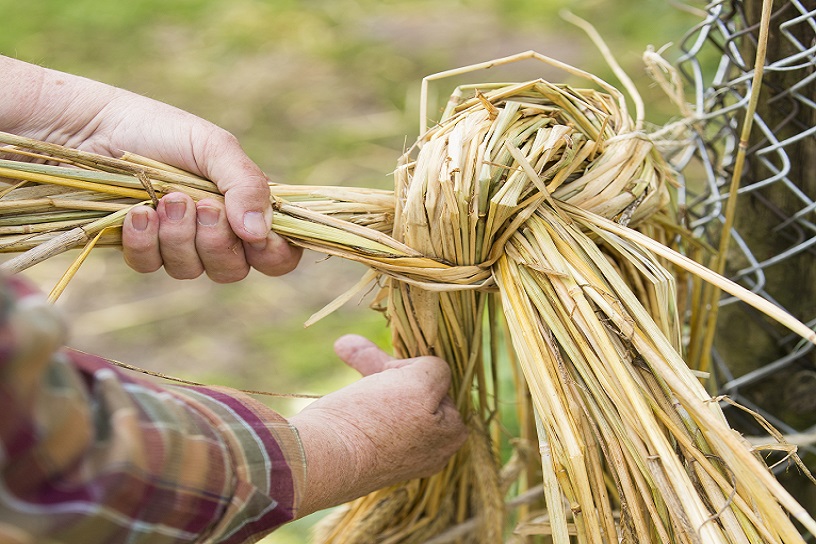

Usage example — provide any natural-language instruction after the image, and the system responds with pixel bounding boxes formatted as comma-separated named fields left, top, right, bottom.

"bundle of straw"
left=1, top=50, right=815, bottom=543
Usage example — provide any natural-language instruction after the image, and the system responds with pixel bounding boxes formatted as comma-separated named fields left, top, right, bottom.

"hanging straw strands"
left=1, top=45, right=815, bottom=542
left=0, top=133, right=488, bottom=291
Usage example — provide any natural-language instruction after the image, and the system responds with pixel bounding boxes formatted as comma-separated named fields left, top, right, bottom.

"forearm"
left=0, top=55, right=258, bottom=182
left=289, top=411, right=365, bottom=517
left=0, top=275, right=305, bottom=543
left=0, top=55, right=118, bottom=145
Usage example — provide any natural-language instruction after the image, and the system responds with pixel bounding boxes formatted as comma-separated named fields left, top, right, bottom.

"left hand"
left=289, top=335, right=468, bottom=516
left=0, top=55, right=302, bottom=282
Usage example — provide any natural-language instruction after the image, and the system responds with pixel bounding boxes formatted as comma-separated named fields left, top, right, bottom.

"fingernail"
left=243, top=211, right=269, bottom=237
left=166, top=199, right=186, bottom=221
left=131, top=210, right=149, bottom=231
left=197, top=206, right=219, bottom=227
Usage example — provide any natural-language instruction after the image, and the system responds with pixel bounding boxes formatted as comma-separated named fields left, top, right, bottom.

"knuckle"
left=249, top=252, right=300, bottom=277
left=162, top=255, right=204, bottom=280
left=212, top=127, right=240, bottom=148
left=124, top=256, right=161, bottom=274
left=123, top=238, right=155, bottom=254
left=197, top=125, right=239, bottom=154
left=159, top=228, right=196, bottom=247
left=166, top=267, right=203, bottom=280
left=196, top=231, right=234, bottom=252
left=419, top=355, right=451, bottom=377
left=207, top=266, right=249, bottom=284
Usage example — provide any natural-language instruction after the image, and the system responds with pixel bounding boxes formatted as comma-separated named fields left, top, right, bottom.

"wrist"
left=289, top=409, right=367, bottom=517
left=289, top=408, right=377, bottom=517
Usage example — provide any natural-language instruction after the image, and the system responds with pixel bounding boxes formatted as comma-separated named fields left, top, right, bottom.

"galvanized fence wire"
left=671, top=0, right=816, bottom=461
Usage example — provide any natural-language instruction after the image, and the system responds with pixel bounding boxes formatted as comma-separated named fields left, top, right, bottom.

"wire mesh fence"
left=671, top=0, right=816, bottom=485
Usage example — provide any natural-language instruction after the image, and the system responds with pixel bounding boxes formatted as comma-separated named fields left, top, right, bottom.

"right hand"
left=289, top=335, right=468, bottom=517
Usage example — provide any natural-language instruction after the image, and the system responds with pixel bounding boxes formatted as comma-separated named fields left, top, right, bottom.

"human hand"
left=289, top=335, right=468, bottom=517
left=0, top=55, right=301, bottom=282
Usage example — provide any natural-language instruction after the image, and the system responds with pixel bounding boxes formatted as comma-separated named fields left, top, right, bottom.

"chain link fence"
left=670, top=0, right=816, bottom=487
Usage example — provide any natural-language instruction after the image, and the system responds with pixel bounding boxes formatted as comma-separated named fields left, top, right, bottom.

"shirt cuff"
left=168, top=385, right=307, bottom=544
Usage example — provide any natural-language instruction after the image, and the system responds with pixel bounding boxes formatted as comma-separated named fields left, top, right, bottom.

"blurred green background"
left=0, top=0, right=699, bottom=540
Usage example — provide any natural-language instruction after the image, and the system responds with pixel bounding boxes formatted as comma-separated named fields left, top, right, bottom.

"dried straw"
left=1, top=48, right=814, bottom=543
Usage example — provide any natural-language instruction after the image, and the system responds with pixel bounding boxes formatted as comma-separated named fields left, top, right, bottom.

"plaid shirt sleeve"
left=0, top=275, right=307, bottom=544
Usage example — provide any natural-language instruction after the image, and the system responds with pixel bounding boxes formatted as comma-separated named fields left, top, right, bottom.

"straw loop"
left=2, top=47, right=815, bottom=542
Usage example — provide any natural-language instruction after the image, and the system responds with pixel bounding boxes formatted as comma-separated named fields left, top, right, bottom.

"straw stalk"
left=0, top=49, right=814, bottom=543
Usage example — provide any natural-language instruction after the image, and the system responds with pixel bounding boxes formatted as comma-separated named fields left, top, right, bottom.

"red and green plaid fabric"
left=0, top=275, right=305, bottom=543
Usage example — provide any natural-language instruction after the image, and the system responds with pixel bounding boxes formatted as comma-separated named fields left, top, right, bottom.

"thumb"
left=189, top=125, right=273, bottom=247
left=334, top=335, right=395, bottom=377
left=223, top=181, right=274, bottom=247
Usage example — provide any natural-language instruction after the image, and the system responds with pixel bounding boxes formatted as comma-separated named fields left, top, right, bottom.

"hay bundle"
left=1, top=51, right=815, bottom=543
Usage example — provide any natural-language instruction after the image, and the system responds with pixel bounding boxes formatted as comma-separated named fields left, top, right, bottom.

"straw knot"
left=391, top=79, right=671, bottom=282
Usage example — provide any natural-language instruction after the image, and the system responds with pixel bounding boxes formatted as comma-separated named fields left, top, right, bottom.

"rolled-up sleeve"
left=0, top=275, right=306, bottom=544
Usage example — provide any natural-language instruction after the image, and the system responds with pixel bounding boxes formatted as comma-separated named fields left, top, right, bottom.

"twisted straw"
left=1, top=53, right=814, bottom=543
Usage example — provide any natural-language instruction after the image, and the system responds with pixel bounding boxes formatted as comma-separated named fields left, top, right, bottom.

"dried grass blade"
left=0, top=164, right=150, bottom=200
left=0, top=206, right=135, bottom=274
left=48, top=228, right=108, bottom=303
left=567, top=204, right=816, bottom=346
left=304, top=269, right=379, bottom=327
